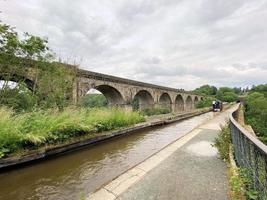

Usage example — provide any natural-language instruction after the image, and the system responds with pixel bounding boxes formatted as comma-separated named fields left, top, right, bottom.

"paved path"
left=87, top=106, right=237, bottom=200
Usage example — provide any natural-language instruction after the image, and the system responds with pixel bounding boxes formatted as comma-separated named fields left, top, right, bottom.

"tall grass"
left=141, top=107, right=171, bottom=116
left=0, top=107, right=145, bottom=158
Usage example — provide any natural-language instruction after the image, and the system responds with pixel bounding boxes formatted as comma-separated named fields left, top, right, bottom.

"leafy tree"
left=0, top=22, right=76, bottom=111
left=233, top=87, right=242, bottom=95
left=250, top=84, right=267, bottom=97
left=216, top=87, right=238, bottom=102
left=194, top=85, right=217, bottom=95
left=195, top=97, right=214, bottom=108
left=244, top=91, right=267, bottom=143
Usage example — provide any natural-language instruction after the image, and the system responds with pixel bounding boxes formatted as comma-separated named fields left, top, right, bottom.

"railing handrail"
left=229, top=105, right=267, bottom=155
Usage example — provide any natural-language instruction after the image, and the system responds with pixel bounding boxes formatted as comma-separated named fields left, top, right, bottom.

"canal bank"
left=0, top=109, right=217, bottom=200
left=0, top=108, right=212, bottom=170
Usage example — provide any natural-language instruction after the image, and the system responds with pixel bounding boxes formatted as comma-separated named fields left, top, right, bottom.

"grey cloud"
left=0, top=0, right=267, bottom=89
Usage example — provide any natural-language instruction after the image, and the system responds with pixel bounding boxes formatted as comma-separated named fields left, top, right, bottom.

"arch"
left=93, top=85, right=124, bottom=106
left=175, top=94, right=184, bottom=112
left=194, top=96, right=199, bottom=108
left=159, top=93, right=172, bottom=110
left=133, top=90, right=154, bottom=110
left=200, top=97, right=204, bottom=101
left=185, top=96, right=193, bottom=111
left=0, top=74, right=35, bottom=91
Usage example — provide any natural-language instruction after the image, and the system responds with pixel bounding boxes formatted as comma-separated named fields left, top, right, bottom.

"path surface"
left=87, top=106, right=237, bottom=200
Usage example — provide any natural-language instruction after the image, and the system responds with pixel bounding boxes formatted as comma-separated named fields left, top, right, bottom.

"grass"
left=214, top=125, right=258, bottom=200
left=141, top=107, right=171, bottom=116
left=0, top=106, right=145, bottom=158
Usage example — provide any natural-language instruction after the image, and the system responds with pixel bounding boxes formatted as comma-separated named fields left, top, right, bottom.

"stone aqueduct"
left=74, top=69, right=204, bottom=112
left=0, top=61, right=204, bottom=111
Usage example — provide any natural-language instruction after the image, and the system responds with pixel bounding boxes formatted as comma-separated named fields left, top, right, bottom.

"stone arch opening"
left=175, top=94, right=184, bottom=112
left=81, top=85, right=124, bottom=106
left=159, top=93, right=172, bottom=111
left=186, top=96, right=193, bottom=111
left=133, top=90, right=154, bottom=110
left=0, top=74, right=35, bottom=91
left=80, top=88, right=108, bottom=107
left=194, top=96, right=199, bottom=108
left=94, top=85, right=124, bottom=106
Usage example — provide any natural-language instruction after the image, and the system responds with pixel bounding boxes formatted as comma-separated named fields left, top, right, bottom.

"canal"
left=0, top=112, right=214, bottom=200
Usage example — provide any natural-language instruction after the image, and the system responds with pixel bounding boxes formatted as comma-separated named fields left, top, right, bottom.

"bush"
left=214, top=125, right=231, bottom=161
left=141, top=107, right=171, bottom=116
left=0, top=107, right=145, bottom=158
left=244, top=92, right=267, bottom=143
left=195, top=97, right=214, bottom=108
left=216, top=87, right=238, bottom=102
left=80, top=94, right=107, bottom=108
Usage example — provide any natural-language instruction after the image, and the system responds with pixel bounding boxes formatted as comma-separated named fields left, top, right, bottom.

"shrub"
left=214, top=125, right=231, bottom=161
left=79, top=94, right=107, bottom=108
left=195, top=97, right=214, bottom=108
left=141, top=107, right=171, bottom=116
left=244, top=92, right=267, bottom=144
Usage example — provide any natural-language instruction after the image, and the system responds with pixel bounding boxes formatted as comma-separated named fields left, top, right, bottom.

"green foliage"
left=0, top=22, right=52, bottom=60
left=193, top=84, right=217, bottom=95
left=233, top=87, right=242, bottom=95
left=0, top=83, right=37, bottom=112
left=0, top=106, right=145, bottom=158
left=0, top=21, right=75, bottom=111
left=195, top=97, right=214, bottom=108
left=244, top=89, right=267, bottom=143
left=141, top=107, right=171, bottom=116
left=80, top=94, right=107, bottom=108
left=250, top=84, right=267, bottom=97
left=216, top=87, right=238, bottom=102
left=229, top=173, right=245, bottom=200
left=214, top=125, right=231, bottom=161
left=239, top=168, right=259, bottom=200
left=131, top=97, right=139, bottom=111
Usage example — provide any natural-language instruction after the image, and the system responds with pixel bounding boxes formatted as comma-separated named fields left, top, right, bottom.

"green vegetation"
left=141, top=107, right=171, bottom=116
left=216, top=87, right=238, bottom=103
left=0, top=106, right=145, bottom=158
left=214, top=125, right=257, bottom=200
left=244, top=84, right=267, bottom=143
left=194, top=84, right=217, bottom=95
left=80, top=94, right=108, bottom=108
left=1, top=22, right=182, bottom=160
left=195, top=97, right=214, bottom=109
left=228, top=168, right=246, bottom=200
left=214, top=125, right=231, bottom=161
left=0, top=22, right=76, bottom=111
left=194, top=85, right=241, bottom=103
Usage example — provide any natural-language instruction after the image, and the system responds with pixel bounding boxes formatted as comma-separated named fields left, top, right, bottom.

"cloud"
left=0, top=0, right=267, bottom=90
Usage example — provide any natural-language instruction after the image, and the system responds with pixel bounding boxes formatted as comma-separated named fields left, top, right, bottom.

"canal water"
left=0, top=112, right=214, bottom=200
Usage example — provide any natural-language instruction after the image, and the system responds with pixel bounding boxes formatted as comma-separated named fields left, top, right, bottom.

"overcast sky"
left=1, top=0, right=267, bottom=90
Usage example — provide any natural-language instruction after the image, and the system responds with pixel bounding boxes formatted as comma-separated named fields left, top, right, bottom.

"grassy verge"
left=0, top=107, right=145, bottom=158
left=141, top=107, right=171, bottom=116
left=214, top=125, right=255, bottom=200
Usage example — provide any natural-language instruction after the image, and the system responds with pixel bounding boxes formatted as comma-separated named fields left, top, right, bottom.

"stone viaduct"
left=75, top=69, right=204, bottom=112
left=0, top=60, right=205, bottom=112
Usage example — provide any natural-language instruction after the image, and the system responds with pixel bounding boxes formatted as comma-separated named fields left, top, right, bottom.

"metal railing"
left=229, top=106, right=267, bottom=199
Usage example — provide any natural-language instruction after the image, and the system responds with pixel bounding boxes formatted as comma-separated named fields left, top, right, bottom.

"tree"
left=194, top=85, right=217, bottom=95
left=0, top=22, right=75, bottom=111
left=245, top=91, right=267, bottom=143
left=216, top=87, right=238, bottom=102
